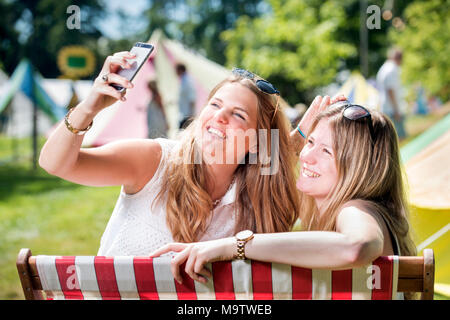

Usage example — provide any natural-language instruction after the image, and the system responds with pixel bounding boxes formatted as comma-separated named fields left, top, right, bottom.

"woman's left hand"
left=149, top=237, right=236, bottom=284
left=297, top=94, right=347, bottom=136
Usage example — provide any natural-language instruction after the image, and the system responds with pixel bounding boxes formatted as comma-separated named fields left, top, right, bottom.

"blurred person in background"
left=376, top=48, right=407, bottom=141
left=176, top=63, right=196, bottom=129
left=146, top=80, right=168, bottom=138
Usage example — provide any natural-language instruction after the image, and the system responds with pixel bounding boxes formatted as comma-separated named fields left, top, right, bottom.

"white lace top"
left=97, top=138, right=237, bottom=256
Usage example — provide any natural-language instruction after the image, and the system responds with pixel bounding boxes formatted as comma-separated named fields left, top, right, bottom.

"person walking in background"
left=176, top=63, right=196, bottom=129
left=376, top=48, right=407, bottom=141
left=146, top=80, right=168, bottom=138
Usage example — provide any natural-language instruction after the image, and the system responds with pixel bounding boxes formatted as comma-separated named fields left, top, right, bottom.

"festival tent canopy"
left=0, top=60, right=68, bottom=138
left=0, top=59, right=65, bottom=121
left=401, top=112, right=450, bottom=209
left=41, top=79, right=93, bottom=111
left=0, top=67, right=92, bottom=138
left=334, top=72, right=380, bottom=110
left=400, top=113, right=450, bottom=295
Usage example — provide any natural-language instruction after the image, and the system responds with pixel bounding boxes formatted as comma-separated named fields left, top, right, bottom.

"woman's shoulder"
left=338, top=199, right=398, bottom=256
left=340, top=199, right=374, bottom=211
left=337, top=199, right=390, bottom=235
left=336, top=199, right=388, bottom=227
left=128, top=138, right=177, bottom=158
left=153, top=137, right=178, bottom=150
left=122, top=138, right=177, bottom=195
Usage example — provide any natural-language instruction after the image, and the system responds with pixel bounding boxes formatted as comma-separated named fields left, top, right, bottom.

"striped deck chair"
left=16, top=248, right=434, bottom=300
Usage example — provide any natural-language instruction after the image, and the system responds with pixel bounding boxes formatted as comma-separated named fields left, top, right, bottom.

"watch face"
left=236, top=230, right=253, bottom=241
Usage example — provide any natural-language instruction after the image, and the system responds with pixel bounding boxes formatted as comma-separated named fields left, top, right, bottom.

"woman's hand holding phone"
left=80, top=51, right=135, bottom=115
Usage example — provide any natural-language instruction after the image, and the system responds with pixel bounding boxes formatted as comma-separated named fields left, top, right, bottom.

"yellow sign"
left=57, top=46, right=95, bottom=79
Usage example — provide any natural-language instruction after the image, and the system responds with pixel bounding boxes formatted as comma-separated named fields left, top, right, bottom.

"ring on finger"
left=101, top=73, right=110, bottom=83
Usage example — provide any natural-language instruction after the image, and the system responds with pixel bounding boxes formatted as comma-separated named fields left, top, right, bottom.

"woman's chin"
left=296, top=180, right=317, bottom=196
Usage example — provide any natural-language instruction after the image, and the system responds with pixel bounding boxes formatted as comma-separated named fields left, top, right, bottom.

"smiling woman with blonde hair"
left=154, top=73, right=301, bottom=244
left=152, top=100, right=416, bottom=300
left=298, top=101, right=416, bottom=258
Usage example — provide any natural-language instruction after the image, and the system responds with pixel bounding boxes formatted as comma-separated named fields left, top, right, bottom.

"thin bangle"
left=297, top=126, right=306, bottom=139
left=64, top=107, right=93, bottom=135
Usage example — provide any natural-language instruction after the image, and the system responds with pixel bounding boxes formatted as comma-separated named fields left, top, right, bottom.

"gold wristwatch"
left=235, top=230, right=254, bottom=260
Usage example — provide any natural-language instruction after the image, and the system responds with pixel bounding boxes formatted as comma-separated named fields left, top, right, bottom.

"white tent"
left=0, top=66, right=93, bottom=138
left=0, top=69, right=53, bottom=138
left=41, top=79, right=93, bottom=110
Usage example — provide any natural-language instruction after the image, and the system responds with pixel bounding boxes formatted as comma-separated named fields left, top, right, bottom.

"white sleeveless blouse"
left=97, top=138, right=237, bottom=256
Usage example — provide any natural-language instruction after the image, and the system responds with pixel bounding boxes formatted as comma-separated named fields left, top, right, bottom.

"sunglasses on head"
left=232, top=68, right=280, bottom=95
left=232, top=68, right=280, bottom=123
left=334, top=101, right=375, bottom=142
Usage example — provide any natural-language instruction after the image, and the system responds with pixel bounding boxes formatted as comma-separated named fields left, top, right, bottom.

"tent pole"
left=32, top=102, right=37, bottom=170
left=9, top=103, right=19, bottom=162
left=31, top=72, right=37, bottom=171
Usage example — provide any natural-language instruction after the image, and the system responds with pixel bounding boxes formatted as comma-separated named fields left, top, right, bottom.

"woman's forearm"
left=242, top=231, right=373, bottom=269
left=39, top=101, right=97, bottom=175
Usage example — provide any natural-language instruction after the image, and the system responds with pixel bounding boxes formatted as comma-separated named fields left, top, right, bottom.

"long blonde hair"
left=154, top=75, right=300, bottom=242
left=299, top=104, right=416, bottom=258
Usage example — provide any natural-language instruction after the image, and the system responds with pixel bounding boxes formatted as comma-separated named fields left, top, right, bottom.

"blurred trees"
left=0, top=0, right=104, bottom=78
left=221, top=0, right=416, bottom=104
left=222, top=0, right=356, bottom=104
left=0, top=0, right=22, bottom=73
left=332, top=0, right=411, bottom=77
left=389, top=0, right=450, bottom=101
left=143, top=0, right=264, bottom=65
left=1, top=0, right=448, bottom=104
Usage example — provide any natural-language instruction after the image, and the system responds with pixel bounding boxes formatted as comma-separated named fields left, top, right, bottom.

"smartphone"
left=110, top=42, right=154, bottom=93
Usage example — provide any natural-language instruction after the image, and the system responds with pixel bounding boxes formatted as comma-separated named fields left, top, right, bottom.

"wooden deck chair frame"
left=16, top=248, right=435, bottom=300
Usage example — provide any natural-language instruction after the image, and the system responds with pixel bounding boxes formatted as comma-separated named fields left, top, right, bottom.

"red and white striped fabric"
left=35, top=255, right=399, bottom=300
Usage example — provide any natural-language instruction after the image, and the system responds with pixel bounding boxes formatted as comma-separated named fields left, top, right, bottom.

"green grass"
left=0, top=135, right=120, bottom=299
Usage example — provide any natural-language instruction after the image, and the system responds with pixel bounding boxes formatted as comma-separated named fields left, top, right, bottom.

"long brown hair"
left=299, top=103, right=416, bottom=259
left=153, top=75, right=300, bottom=242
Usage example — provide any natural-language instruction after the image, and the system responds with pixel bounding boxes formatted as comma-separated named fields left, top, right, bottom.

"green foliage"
left=1, top=0, right=105, bottom=78
left=222, top=0, right=356, bottom=104
left=0, top=0, right=23, bottom=73
left=143, top=0, right=264, bottom=65
left=389, top=0, right=450, bottom=101
left=330, top=0, right=412, bottom=76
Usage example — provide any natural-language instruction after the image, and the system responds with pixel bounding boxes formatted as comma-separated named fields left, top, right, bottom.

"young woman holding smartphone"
left=39, top=51, right=342, bottom=257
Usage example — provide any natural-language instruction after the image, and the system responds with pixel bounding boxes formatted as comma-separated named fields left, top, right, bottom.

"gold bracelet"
left=64, top=107, right=93, bottom=135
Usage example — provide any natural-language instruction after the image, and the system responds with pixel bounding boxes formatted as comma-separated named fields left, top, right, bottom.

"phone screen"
left=112, top=42, right=154, bottom=92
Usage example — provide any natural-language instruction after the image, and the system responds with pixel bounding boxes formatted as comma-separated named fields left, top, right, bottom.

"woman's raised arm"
left=39, top=52, right=162, bottom=192
left=290, top=95, right=347, bottom=154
